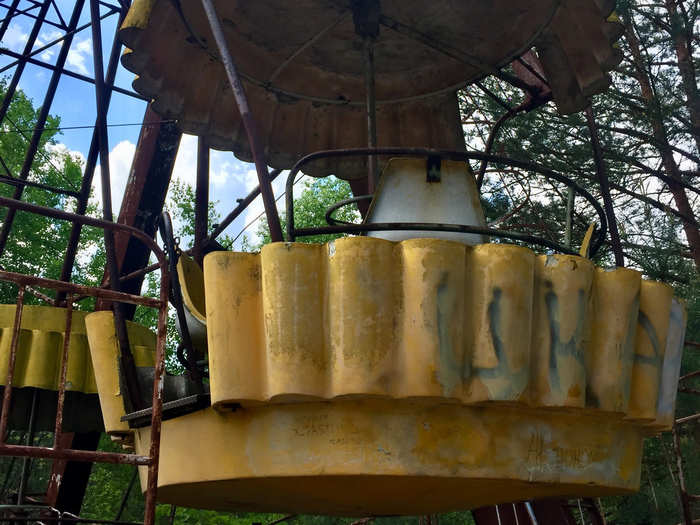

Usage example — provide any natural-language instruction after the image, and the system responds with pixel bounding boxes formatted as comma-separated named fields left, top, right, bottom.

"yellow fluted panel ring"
left=0, top=305, right=96, bottom=393
left=530, top=255, right=593, bottom=408
left=648, top=298, right=686, bottom=431
left=84, top=311, right=156, bottom=435
left=327, top=237, right=397, bottom=398
left=467, top=244, right=534, bottom=404
left=134, top=401, right=644, bottom=516
left=177, top=253, right=206, bottom=323
left=626, top=280, right=673, bottom=421
left=396, top=239, right=467, bottom=400
left=585, top=267, right=641, bottom=413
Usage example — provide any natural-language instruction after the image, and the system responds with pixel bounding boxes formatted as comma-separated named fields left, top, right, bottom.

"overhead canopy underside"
left=120, top=0, right=623, bottom=177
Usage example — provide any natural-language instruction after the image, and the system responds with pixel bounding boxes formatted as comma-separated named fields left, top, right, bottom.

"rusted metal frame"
left=0, top=263, right=56, bottom=304
left=89, top=0, right=143, bottom=414
left=0, top=444, right=151, bottom=465
left=0, top=197, right=167, bottom=266
left=0, top=0, right=52, bottom=126
left=143, top=256, right=169, bottom=525
left=57, top=5, right=128, bottom=298
left=0, top=269, right=161, bottom=308
left=194, top=137, right=209, bottom=266
left=676, top=412, right=700, bottom=424
left=285, top=148, right=608, bottom=255
left=53, top=295, right=73, bottom=449
left=95, top=107, right=180, bottom=319
left=200, top=0, right=284, bottom=242
left=0, top=49, right=146, bottom=101
left=0, top=0, right=87, bottom=259
left=0, top=4, right=119, bottom=75
left=325, top=195, right=372, bottom=225
left=474, top=81, right=513, bottom=112
left=0, top=0, right=20, bottom=41
left=0, top=285, right=25, bottom=442
left=672, top=425, right=694, bottom=525
left=207, top=168, right=283, bottom=243
left=584, top=105, right=624, bottom=267
left=16, top=389, right=38, bottom=505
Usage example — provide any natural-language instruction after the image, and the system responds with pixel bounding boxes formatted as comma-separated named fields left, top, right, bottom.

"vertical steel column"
left=564, top=187, right=575, bottom=248
left=200, top=0, right=284, bottom=242
left=0, top=0, right=87, bottom=259
left=194, top=137, right=210, bottom=265
left=584, top=105, right=624, bottom=266
left=16, top=389, right=38, bottom=506
left=89, top=0, right=143, bottom=412
left=58, top=6, right=127, bottom=292
left=0, top=0, right=51, bottom=125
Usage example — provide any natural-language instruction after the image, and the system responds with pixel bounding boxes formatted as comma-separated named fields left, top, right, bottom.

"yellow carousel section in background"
left=86, top=237, right=689, bottom=515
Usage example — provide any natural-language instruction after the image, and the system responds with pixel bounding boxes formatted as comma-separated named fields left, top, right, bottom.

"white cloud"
left=92, top=139, right=136, bottom=214
left=3, top=24, right=28, bottom=52
left=65, top=37, right=92, bottom=76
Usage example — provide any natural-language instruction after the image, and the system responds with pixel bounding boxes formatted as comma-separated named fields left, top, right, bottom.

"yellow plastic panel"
left=0, top=305, right=96, bottom=393
left=85, top=311, right=156, bottom=435
left=177, top=253, right=205, bottom=322
left=585, top=267, right=641, bottom=412
left=627, top=280, right=673, bottom=421
left=466, top=244, right=533, bottom=404
left=134, top=401, right=644, bottom=516
left=530, top=255, right=594, bottom=407
left=649, top=298, right=687, bottom=431
left=327, top=237, right=397, bottom=398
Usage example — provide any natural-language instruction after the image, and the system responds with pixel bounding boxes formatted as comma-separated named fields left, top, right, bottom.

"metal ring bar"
left=285, top=148, right=608, bottom=256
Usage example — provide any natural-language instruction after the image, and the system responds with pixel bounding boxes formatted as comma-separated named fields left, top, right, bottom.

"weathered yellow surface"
left=0, top=305, right=96, bottom=393
left=585, top=267, right=641, bottom=412
left=134, top=401, right=644, bottom=515
left=177, top=253, right=206, bottom=323
left=531, top=255, right=594, bottom=407
left=85, top=311, right=156, bottom=435
left=627, top=280, right=673, bottom=421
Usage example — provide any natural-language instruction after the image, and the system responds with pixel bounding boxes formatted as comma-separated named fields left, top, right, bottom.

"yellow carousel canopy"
left=119, top=0, right=623, bottom=176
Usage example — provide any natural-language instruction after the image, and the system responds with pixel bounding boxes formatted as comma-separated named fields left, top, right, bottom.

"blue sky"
left=0, top=0, right=293, bottom=248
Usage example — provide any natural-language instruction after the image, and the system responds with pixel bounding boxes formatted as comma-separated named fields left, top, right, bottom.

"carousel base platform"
left=134, top=400, right=643, bottom=516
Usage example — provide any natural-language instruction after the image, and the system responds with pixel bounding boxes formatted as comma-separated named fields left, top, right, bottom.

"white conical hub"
left=365, top=157, right=487, bottom=244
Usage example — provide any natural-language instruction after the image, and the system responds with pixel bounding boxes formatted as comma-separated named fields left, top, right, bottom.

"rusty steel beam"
left=201, top=0, right=284, bottom=242
left=95, top=106, right=181, bottom=318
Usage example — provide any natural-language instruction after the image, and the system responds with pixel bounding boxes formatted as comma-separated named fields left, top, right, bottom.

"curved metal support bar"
left=158, top=212, right=204, bottom=384
left=285, top=148, right=608, bottom=256
left=325, top=195, right=373, bottom=226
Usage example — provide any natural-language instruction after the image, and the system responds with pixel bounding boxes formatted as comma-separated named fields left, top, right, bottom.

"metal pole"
left=114, top=468, right=138, bottom=521
left=194, top=137, right=210, bottom=265
left=565, top=187, right=575, bottom=248
left=363, top=36, right=378, bottom=193
left=88, top=0, right=143, bottom=412
left=0, top=0, right=87, bottom=259
left=584, top=105, right=624, bottom=266
left=200, top=0, right=284, bottom=242
left=53, top=296, right=73, bottom=448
